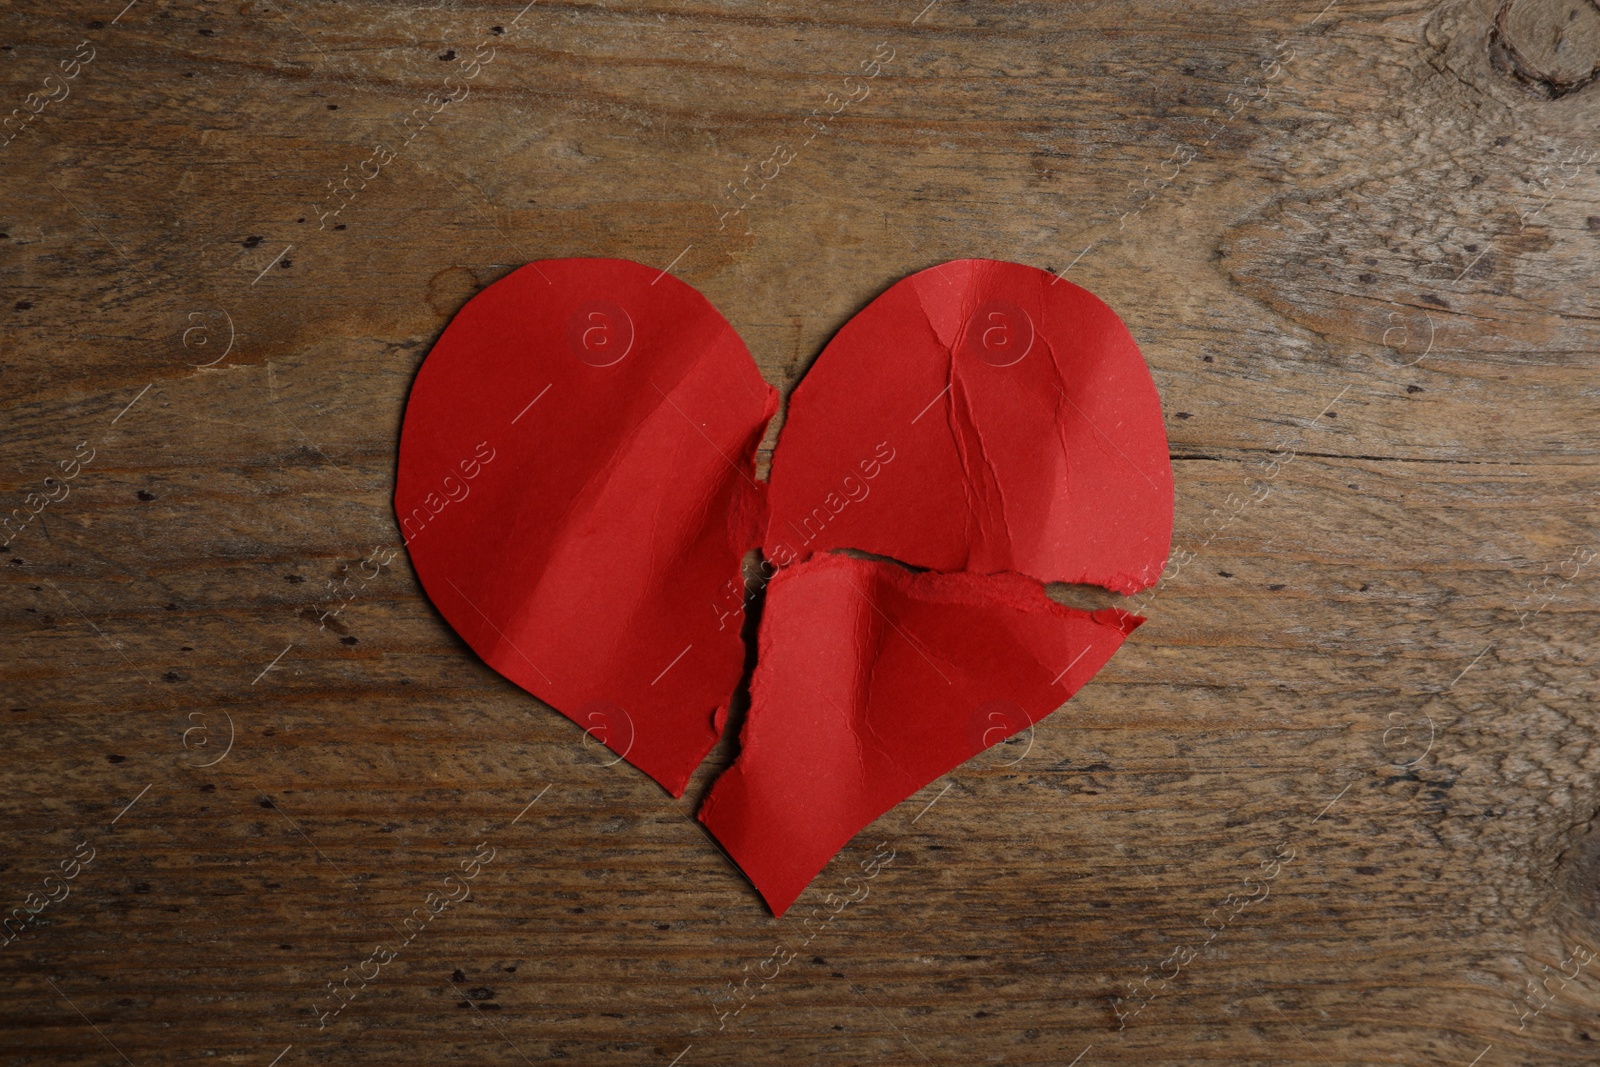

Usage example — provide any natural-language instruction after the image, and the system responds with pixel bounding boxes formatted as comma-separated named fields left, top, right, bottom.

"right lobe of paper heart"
left=703, top=258, right=1173, bottom=916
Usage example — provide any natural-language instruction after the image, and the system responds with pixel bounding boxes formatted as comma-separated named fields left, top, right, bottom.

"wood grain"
left=3, top=1, right=1599, bottom=1064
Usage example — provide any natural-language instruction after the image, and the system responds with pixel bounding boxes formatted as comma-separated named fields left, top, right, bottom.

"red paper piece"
left=699, top=553, right=1142, bottom=917
left=395, top=258, right=776, bottom=797
left=763, top=258, right=1173, bottom=594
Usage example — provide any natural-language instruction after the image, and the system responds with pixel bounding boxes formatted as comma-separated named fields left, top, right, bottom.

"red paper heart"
left=396, top=257, right=1172, bottom=914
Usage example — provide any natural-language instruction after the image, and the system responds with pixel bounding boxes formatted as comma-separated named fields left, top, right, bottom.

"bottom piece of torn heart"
left=698, top=552, right=1143, bottom=917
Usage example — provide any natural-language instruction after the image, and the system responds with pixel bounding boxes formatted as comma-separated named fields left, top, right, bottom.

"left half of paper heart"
left=395, top=258, right=778, bottom=797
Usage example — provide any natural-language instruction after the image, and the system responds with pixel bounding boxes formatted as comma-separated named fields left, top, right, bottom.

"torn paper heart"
left=396, top=257, right=1172, bottom=915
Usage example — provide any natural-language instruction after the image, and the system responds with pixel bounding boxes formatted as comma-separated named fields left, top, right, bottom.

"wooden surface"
left=3, top=0, right=1599, bottom=1064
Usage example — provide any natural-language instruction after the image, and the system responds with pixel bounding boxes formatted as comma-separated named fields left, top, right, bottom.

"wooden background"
left=3, top=0, right=1599, bottom=1064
